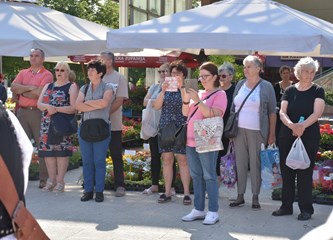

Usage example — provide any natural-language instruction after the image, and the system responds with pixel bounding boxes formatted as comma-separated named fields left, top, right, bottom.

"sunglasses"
left=55, top=69, right=65, bottom=72
left=220, top=74, right=229, bottom=79
left=158, top=70, right=168, bottom=74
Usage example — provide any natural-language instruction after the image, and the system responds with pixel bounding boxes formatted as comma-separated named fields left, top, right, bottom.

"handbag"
left=0, top=155, right=49, bottom=240
left=193, top=115, right=224, bottom=153
left=220, top=141, right=237, bottom=188
left=80, top=119, right=110, bottom=143
left=47, top=113, right=78, bottom=144
left=157, top=122, right=178, bottom=149
left=224, top=80, right=262, bottom=139
left=140, top=100, right=161, bottom=140
left=260, top=143, right=282, bottom=189
left=286, top=137, right=311, bottom=170
left=175, top=90, right=222, bottom=150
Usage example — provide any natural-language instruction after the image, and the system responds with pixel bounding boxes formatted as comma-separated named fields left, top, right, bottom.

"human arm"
left=153, top=82, right=169, bottom=110
left=10, top=82, right=37, bottom=95
left=268, top=113, right=277, bottom=145
left=143, top=91, right=152, bottom=107
left=55, top=83, right=79, bottom=114
left=76, top=87, right=113, bottom=112
left=37, top=83, right=57, bottom=115
left=110, top=97, right=125, bottom=114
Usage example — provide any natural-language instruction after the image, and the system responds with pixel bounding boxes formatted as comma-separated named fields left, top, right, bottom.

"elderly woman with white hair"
left=37, top=62, right=79, bottom=193
left=272, top=57, right=325, bottom=221
left=229, top=55, right=276, bottom=209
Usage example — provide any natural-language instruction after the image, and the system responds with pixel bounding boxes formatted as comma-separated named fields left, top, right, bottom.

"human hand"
left=48, top=105, right=57, bottom=115
left=188, top=89, right=200, bottom=103
left=291, top=123, right=305, bottom=137
left=161, top=81, right=169, bottom=92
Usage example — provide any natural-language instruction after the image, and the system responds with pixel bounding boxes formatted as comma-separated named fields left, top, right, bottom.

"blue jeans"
left=78, top=127, right=111, bottom=193
left=186, top=146, right=219, bottom=212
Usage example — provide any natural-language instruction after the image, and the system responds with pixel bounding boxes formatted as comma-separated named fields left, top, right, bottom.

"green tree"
left=37, top=0, right=119, bottom=28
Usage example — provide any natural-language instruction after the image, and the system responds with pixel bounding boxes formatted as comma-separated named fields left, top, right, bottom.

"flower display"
left=320, top=124, right=333, bottom=150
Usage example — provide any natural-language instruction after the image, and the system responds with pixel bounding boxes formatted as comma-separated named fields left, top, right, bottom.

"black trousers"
left=109, top=131, right=125, bottom=188
left=216, top=136, right=230, bottom=176
left=279, top=137, right=318, bottom=214
left=148, top=135, right=176, bottom=187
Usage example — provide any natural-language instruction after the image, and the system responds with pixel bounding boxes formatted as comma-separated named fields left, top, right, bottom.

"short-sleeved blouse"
left=80, top=81, right=114, bottom=123
left=279, top=84, right=325, bottom=139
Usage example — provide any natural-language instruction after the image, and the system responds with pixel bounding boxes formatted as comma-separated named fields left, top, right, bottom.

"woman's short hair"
left=55, top=62, right=76, bottom=82
left=170, top=60, right=188, bottom=77
left=218, top=62, right=235, bottom=76
left=200, top=62, right=220, bottom=88
left=294, top=57, right=319, bottom=80
left=159, top=63, right=170, bottom=71
left=243, top=55, right=263, bottom=71
left=87, top=60, right=106, bottom=79
left=279, top=65, right=291, bottom=74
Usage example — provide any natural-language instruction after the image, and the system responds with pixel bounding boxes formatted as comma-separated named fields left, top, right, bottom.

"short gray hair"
left=100, top=51, right=115, bottom=67
left=31, top=48, right=45, bottom=58
left=243, top=55, right=263, bottom=70
left=294, top=57, right=319, bottom=80
left=218, top=62, right=235, bottom=75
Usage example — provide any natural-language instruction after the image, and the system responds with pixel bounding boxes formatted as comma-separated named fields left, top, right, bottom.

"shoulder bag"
left=224, top=80, right=262, bottom=139
left=0, top=155, right=49, bottom=240
left=175, top=90, right=222, bottom=150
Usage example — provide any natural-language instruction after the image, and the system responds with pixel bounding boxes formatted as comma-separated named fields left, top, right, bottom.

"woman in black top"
left=216, top=62, right=236, bottom=184
left=272, top=57, right=325, bottom=221
left=274, top=65, right=293, bottom=143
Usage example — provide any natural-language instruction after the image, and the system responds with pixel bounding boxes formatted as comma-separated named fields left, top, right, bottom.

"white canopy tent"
left=0, top=0, right=111, bottom=72
left=106, top=0, right=333, bottom=57
left=0, top=1, right=110, bottom=57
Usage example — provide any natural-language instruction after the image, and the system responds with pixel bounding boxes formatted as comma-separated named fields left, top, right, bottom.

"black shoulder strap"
left=188, top=89, right=221, bottom=121
left=236, top=80, right=262, bottom=114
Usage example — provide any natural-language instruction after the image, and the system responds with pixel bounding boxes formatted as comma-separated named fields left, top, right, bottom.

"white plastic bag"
left=286, top=137, right=311, bottom=170
left=140, top=100, right=161, bottom=140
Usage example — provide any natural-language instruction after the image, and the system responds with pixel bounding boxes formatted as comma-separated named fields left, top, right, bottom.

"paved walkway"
left=26, top=167, right=332, bottom=240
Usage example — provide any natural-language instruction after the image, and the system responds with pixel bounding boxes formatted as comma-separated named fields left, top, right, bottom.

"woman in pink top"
left=180, top=62, right=227, bottom=225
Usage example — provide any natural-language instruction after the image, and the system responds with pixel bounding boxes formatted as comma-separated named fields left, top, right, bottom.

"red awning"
left=68, top=53, right=199, bottom=68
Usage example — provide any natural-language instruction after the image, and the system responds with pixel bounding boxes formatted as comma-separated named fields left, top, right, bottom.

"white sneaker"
left=182, top=209, right=206, bottom=222
left=202, top=211, right=219, bottom=225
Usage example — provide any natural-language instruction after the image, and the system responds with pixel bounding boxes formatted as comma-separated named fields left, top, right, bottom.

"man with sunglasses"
left=11, top=48, right=53, bottom=189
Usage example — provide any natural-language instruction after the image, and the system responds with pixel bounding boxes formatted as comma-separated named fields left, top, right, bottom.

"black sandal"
left=183, top=195, right=192, bottom=205
left=158, top=193, right=172, bottom=203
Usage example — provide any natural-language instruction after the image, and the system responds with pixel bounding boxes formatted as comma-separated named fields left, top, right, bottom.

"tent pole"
left=80, top=62, right=87, bottom=84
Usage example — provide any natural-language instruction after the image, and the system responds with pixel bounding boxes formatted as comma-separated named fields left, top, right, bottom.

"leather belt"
left=20, top=106, right=38, bottom=110
left=0, top=228, right=14, bottom=237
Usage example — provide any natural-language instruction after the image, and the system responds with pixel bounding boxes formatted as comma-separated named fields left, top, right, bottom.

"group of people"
left=0, top=48, right=325, bottom=237
left=142, top=55, right=325, bottom=225
left=9, top=48, right=129, bottom=203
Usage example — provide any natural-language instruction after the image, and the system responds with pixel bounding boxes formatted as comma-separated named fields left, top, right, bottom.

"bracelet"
left=181, top=86, right=185, bottom=89
left=183, top=101, right=190, bottom=105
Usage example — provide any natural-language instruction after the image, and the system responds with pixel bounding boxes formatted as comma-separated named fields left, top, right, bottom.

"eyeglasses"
left=220, top=74, right=229, bottom=79
left=30, top=54, right=41, bottom=57
left=158, top=70, right=168, bottom=74
left=55, top=69, right=65, bottom=72
left=198, top=74, right=212, bottom=80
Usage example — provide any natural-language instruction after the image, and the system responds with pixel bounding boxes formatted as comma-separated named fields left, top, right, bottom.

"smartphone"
left=184, top=79, right=198, bottom=93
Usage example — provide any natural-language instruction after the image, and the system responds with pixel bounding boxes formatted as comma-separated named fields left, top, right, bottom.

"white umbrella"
left=0, top=1, right=110, bottom=57
left=106, top=0, right=333, bottom=57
